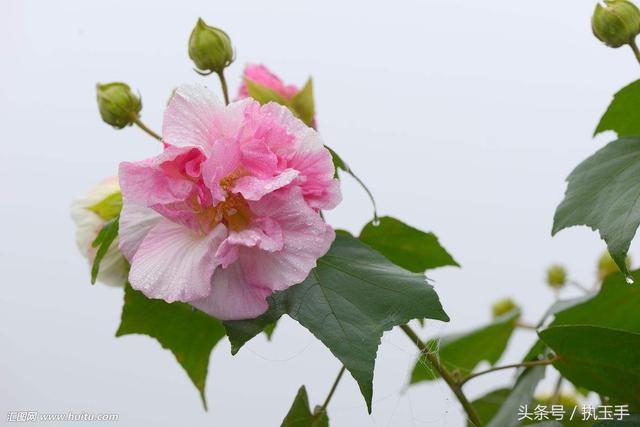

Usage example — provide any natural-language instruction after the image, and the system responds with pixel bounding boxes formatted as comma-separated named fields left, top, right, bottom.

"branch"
left=400, top=324, right=484, bottom=427
left=459, top=356, right=559, bottom=386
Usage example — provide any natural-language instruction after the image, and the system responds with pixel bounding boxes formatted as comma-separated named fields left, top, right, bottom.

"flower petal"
left=118, top=202, right=162, bottom=262
left=129, top=219, right=227, bottom=303
left=190, top=263, right=271, bottom=320
left=239, top=187, right=335, bottom=291
left=163, top=84, right=248, bottom=151
left=231, top=168, right=298, bottom=201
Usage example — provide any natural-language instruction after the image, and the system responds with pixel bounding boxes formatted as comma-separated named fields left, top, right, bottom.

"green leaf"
left=281, top=386, right=329, bottom=427
left=550, top=269, right=640, bottom=333
left=469, top=388, right=511, bottom=427
left=225, top=234, right=449, bottom=412
left=116, top=284, right=226, bottom=409
left=359, top=216, right=459, bottom=273
left=552, top=137, right=640, bottom=279
left=595, top=80, right=640, bottom=138
left=290, top=78, right=315, bottom=127
left=88, top=191, right=122, bottom=221
left=326, top=146, right=378, bottom=220
left=538, top=325, right=640, bottom=407
left=90, top=217, right=119, bottom=284
left=486, top=366, right=547, bottom=427
left=411, top=309, right=519, bottom=383
left=263, top=321, right=277, bottom=341
left=246, top=80, right=288, bottom=106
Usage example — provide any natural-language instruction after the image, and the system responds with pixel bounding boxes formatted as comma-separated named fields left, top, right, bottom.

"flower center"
left=194, top=171, right=251, bottom=234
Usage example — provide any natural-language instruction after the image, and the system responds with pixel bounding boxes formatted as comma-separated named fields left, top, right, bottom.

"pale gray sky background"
left=2, top=0, right=638, bottom=426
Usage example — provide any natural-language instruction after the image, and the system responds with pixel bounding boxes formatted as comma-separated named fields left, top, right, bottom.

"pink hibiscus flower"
left=236, top=64, right=300, bottom=101
left=118, top=85, right=340, bottom=320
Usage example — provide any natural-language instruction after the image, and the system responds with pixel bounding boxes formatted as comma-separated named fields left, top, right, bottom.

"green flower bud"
left=592, top=0, right=640, bottom=48
left=491, top=298, right=520, bottom=319
left=546, top=264, right=567, bottom=289
left=188, top=18, right=234, bottom=74
left=96, top=82, right=141, bottom=129
left=598, top=250, right=632, bottom=279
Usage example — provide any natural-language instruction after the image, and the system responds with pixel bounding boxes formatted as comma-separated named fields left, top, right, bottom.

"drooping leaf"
left=411, top=309, right=519, bottom=384
left=538, top=325, right=640, bottom=407
left=486, top=366, right=547, bottom=427
left=225, top=234, right=449, bottom=412
left=595, top=80, right=640, bottom=138
left=359, top=216, right=459, bottom=273
left=281, top=386, right=329, bottom=427
left=88, top=191, right=122, bottom=221
left=245, top=79, right=288, bottom=106
left=116, top=285, right=226, bottom=409
left=90, top=217, right=119, bottom=284
left=290, top=78, right=314, bottom=127
left=552, top=137, right=640, bottom=279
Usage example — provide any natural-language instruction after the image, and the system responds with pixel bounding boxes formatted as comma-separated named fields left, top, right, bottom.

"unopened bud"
left=96, top=82, right=141, bottom=129
left=188, top=18, right=234, bottom=74
left=592, top=0, right=640, bottom=48
left=491, top=298, right=520, bottom=319
left=546, top=264, right=567, bottom=289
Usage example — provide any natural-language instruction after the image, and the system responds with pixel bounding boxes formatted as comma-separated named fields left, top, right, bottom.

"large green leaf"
left=281, top=386, right=329, bottom=427
left=552, top=137, right=640, bottom=279
left=359, top=216, right=459, bottom=273
left=550, top=269, right=640, bottom=333
left=410, top=309, right=519, bottom=383
left=539, top=325, right=640, bottom=407
left=116, top=285, right=226, bottom=408
left=486, top=366, right=547, bottom=427
left=595, top=80, right=640, bottom=138
left=225, top=234, right=449, bottom=412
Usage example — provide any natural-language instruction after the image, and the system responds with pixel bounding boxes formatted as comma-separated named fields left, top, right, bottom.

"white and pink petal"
left=128, top=219, right=227, bottom=303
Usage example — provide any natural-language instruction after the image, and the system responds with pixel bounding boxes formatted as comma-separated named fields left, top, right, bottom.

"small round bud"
left=546, top=264, right=567, bottom=289
left=491, top=298, right=520, bottom=319
left=96, top=82, right=141, bottom=129
left=597, top=251, right=631, bottom=279
left=188, top=18, right=234, bottom=74
left=592, top=0, right=640, bottom=48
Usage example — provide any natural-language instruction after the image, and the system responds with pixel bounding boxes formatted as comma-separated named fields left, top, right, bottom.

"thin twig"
left=216, top=70, right=230, bottom=105
left=317, top=365, right=346, bottom=416
left=400, top=324, right=484, bottom=427
left=630, top=38, right=640, bottom=67
left=459, top=356, right=559, bottom=386
left=132, top=117, right=162, bottom=141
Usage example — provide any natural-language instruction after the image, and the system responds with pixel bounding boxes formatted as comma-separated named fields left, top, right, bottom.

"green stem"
left=400, top=324, right=484, bottom=427
left=630, top=39, right=640, bottom=66
left=459, top=356, right=559, bottom=386
left=133, top=117, right=162, bottom=141
left=216, top=70, right=230, bottom=105
left=317, top=365, right=346, bottom=416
